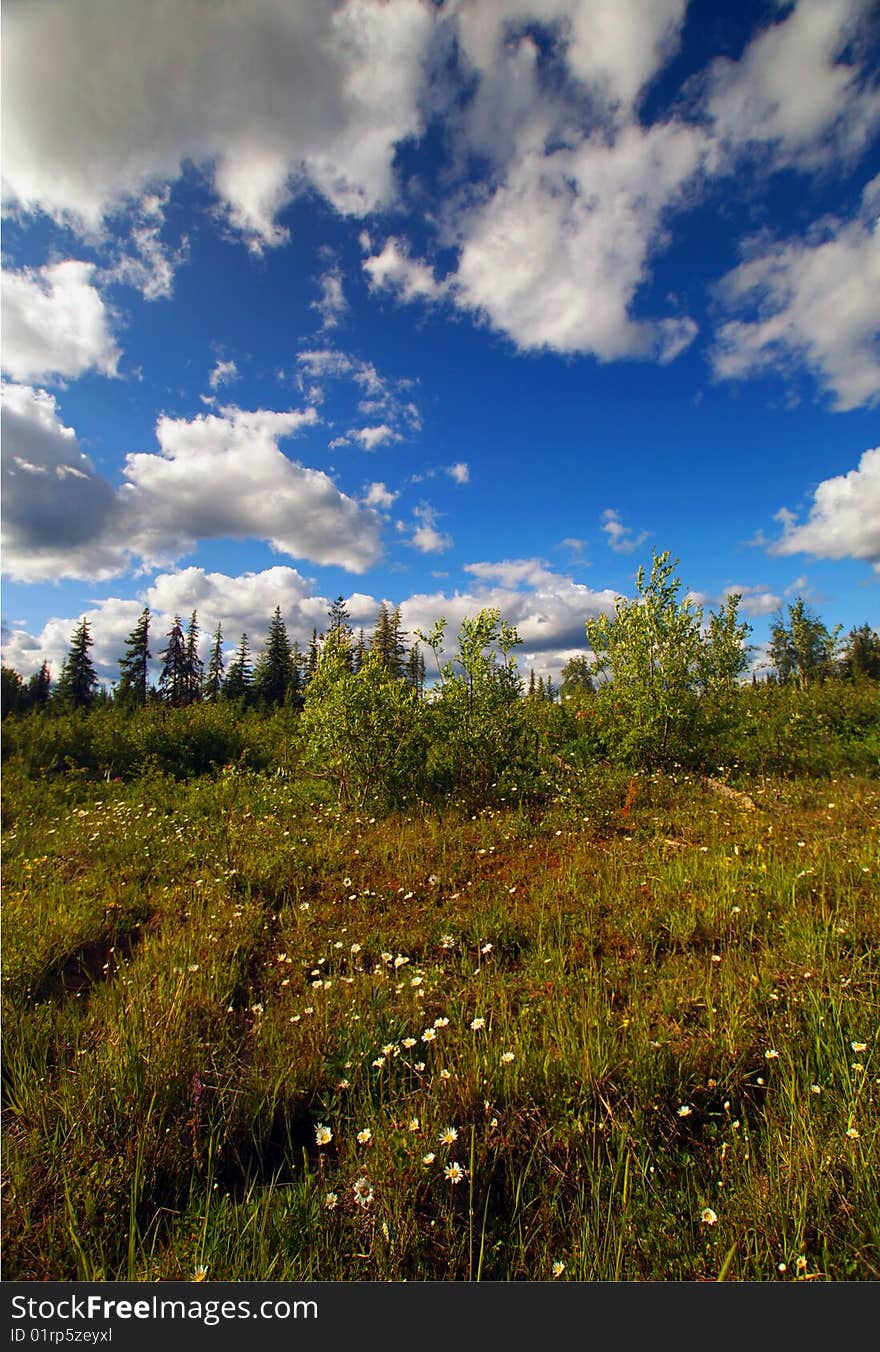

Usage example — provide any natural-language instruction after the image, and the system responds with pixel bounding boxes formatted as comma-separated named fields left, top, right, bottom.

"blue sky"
left=2, top=0, right=879, bottom=688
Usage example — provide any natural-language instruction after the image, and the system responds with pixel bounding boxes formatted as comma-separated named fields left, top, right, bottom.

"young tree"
left=203, top=623, right=225, bottom=701
left=585, top=551, right=750, bottom=768
left=560, top=654, right=594, bottom=698
left=253, top=606, right=295, bottom=706
left=117, top=607, right=152, bottom=707
left=55, top=618, right=100, bottom=710
left=768, top=599, right=840, bottom=687
left=223, top=633, right=253, bottom=701
left=158, top=616, right=188, bottom=705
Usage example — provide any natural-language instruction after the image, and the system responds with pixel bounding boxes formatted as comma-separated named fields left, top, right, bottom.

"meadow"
left=2, top=745, right=877, bottom=1281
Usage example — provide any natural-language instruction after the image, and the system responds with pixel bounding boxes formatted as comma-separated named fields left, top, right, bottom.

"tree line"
left=1, top=597, right=427, bottom=715
left=2, top=564, right=878, bottom=724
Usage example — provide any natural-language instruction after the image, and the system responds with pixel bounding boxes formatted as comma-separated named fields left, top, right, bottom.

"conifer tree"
left=117, top=608, right=152, bottom=707
left=223, top=633, right=253, bottom=701
left=405, top=641, right=425, bottom=695
left=158, top=616, right=188, bottom=705
left=306, top=628, right=320, bottom=684
left=56, top=618, right=99, bottom=709
left=203, top=623, right=225, bottom=701
left=27, top=660, right=52, bottom=710
left=371, top=602, right=407, bottom=677
left=327, top=596, right=353, bottom=671
left=839, top=623, right=880, bottom=681
left=253, top=607, right=295, bottom=706
left=184, top=611, right=203, bottom=705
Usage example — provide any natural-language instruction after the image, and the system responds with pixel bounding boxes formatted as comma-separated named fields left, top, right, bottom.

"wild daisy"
left=551, top=1261, right=565, bottom=1278
left=357, top=1128, right=373, bottom=1145
left=438, top=1126, right=459, bottom=1145
left=315, top=1124, right=332, bottom=1147
left=470, top=1016, right=486, bottom=1031
left=444, top=1162, right=466, bottom=1183
left=353, top=1176, right=374, bottom=1207
left=701, top=1208, right=718, bottom=1225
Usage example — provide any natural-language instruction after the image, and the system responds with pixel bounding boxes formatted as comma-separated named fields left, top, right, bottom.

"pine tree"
left=353, top=628, right=367, bottom=675
left=253, top=607, right=295, bottom=706
left=55, top=618, right=99, bottom=709
left=184, top=611, right=203, bottom=705
left=288, top=640, right=305, bottom=710
left=117, top=608, right=152, bottom=707
left=203, top=623, right=225, bottom=701
left=223, top=633, right=253, bottom=701
left=158, top=616, right=188, bottom=705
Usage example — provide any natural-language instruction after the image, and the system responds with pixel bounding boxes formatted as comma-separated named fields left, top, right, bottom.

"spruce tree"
left=117, top=607, right=152, bottom=707
left=184, top=611, right=203, bottom=705
left=371, top=602, right=407, bottom=677
left=253, top=607, right=295, bottom=706
left=223, top=633, right=253, bottom=701
left=56, top=618, right=99, bottom=709
left=158, top=616, right=188, bottom=705
left=27, top=661, right=52, bottom=710
left=203, top=623, right=225, bottom=701
left=406, top=641, right=425, bottom=695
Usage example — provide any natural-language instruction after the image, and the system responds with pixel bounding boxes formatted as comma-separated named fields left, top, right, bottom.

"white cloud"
left=102, top=190, right=188, bottom=300
left=399, top=559, right=620, bottom=673
left=120, top=405, right=382, bottom=572
left=452, top=0, right=687, bottom=114
left=312, top=266, right=348, bottom=330
left=362, top=236, right=449, bottom=303
left=601, top=508, right=649, bottom=554
left=711, top=183, right=880, bottom=411
left=722, top=583, right=781, bottom=617
left=1, top=392, right=386, bottom=580
left=409, top=504, right=453, bottom=555
left=1, top=261, right=120, bottom=384
left=2, top=0, right=434, bottom=248
left=350, top=424, right=402, bottom=451
left=364, top=482, right=398, bottom=510
left=209, top=359, right=239, bottom=391
left=447, top=462, right=470, bottom=484
left=706, top=0, right=880, bottom=168
left=767, top=447, right=880, bottom=573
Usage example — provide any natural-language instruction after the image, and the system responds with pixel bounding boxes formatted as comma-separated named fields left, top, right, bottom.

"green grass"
left=2, top=762, right=877, bottom=1280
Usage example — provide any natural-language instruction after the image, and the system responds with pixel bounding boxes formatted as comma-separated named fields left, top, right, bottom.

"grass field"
left=2, top=761, right=877, bottom=1280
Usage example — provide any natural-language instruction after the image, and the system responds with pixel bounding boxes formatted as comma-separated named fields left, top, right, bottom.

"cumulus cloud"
left=711, top=182, right=880, bottom=411
left=722, top=583, right=782, bottom=617
left=2, top=393, right=385, bottom=579
left=2, top=0, right=433, bottom=248
left=407, top=504, right=453, bottom=555
left=767, top=447, right=880, bottom=573
left=1, top=261, right=120, bottom=384
left=601, top=508, right=649, bottom=554
left=120, top=405, right=382, bottom=572
left=706, top=0, right=880, bottom=168
left=451, top=0, right=687, bottom=114
left=363, top=482, right=398, bottom=511
left=399, top=558, right=621, bottom=677
left=446, top=462, right=470, bottom=484
left=1, top=383, right=124, bottom=580
left=362, top=236, right=449, bottom=304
